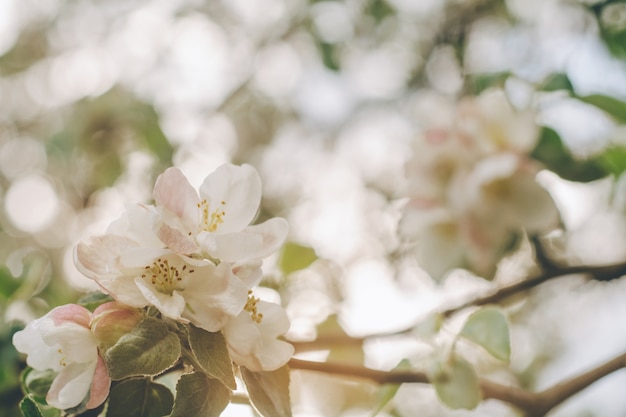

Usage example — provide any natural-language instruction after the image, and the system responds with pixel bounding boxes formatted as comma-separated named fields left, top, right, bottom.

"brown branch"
left=440, top=260, right=626, bottom=318
left=292, top=260, right=626, bottom=352
left=531, top=352, right=626, bottom=417
left=289, top=351, right=626, bottom=416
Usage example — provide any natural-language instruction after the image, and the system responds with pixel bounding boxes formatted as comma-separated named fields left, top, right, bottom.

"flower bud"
left=90, top=302, right=143, bottom=350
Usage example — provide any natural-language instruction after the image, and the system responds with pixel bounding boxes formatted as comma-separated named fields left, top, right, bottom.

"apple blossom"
left=223, top=295, right=294, bottom=372
left=152, top=163, right=289, bottom=263
left=401, top=89, right=558, bottom=279
left=12, top=304, right=110, bottom=411
left=75, top=236, right=249, bottom=332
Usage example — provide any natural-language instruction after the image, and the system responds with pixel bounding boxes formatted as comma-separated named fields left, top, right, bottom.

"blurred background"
left=2, top=0, right=626, bottom=416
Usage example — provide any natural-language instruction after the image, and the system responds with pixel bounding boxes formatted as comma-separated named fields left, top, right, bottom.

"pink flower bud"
left=90, top=302, right=143, bottom=350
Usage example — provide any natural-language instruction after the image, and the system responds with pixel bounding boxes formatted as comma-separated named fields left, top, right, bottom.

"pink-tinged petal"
left=47, top=362, right=96, bottom=410
left=198, top=163, right=262, bottom=234
left=156, top=222, right=199, bottom=255
left=154, top=167, right=200, bottom=230
left=134, top=278, right=186, bottom=320
left=91, top=302, right=143, bottom=349
left=85, top=355, right=110, bottom=409
left=232, top=260, right=263, bottom=289
left=48, top=304, right=91, bottom=328
left=74, top=235, right=140, bottom=279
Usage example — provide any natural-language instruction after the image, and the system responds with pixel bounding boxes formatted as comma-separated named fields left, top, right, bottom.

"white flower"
left=222, top=297, right=294, bottom=371
left=402, top=89, right=558, bottom=280
left=75, top=235, right=248, bottom=332
left=153, top=164, right=289, bottom=263
left=12, top=304, right=110, bottom=411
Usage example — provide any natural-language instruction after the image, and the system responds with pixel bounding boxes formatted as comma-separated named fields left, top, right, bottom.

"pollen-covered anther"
left=244, top=290, right=263, bottom=323
left=198, top=199, right=226, bottom=232
left=142, top=258, right=194, bottom=294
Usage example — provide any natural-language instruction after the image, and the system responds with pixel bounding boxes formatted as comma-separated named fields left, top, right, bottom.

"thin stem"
left=292, top=260, right=626, bottom=352
left=289, top=351, right=626, bottom=416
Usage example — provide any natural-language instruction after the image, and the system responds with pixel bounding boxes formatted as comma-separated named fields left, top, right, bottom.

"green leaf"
left=105, top=318, right=181, bottom=380
left=540, top=73, right=574, bottom=92
left=371, top=359, right=411, bottom=417
left=170, top=372, right=230, bottom=417
left=106, top=378, right=173, bottom=417
left=279, top=242, right=318, bottom=275
left=430, top=356, right=481, bottom=410
left=594, top=145, right=626, bottom=177
left=21, top=368, right=55, bottom=404
left=578, top=94, right=626, bottom=124
left=530, top=127, right=606, bottom=182
left=20, top=396, right=44, bottom=417
left=187, top=325, right=236, bottom=390
left=460, top=307, right=511, bottom=362
left=77, top=291, right=114, bottom=312
left=241, top=365, right=292, bottom=417
left=470, top=72, right=510, bottom=94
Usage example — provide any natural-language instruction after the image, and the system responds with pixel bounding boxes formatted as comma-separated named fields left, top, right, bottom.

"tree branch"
left=289, top=351, right=626, bottom=416
left=293, top=260, right=626, bottom=352
left=440, top=260, right=626, bottom=318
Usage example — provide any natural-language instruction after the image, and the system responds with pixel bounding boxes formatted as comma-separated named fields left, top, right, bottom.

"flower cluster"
left=401, top=89, right=559, bottom=280
left=13, top=163, right=294, bottom=412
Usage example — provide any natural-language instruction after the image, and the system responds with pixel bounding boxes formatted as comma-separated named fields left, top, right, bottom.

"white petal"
left=134, top=277, right=186, bottom=320
left=40, top=322, right=97, bottom=364
left=107, top=203, right=163, bottom=248
left=74, top=235, right=139, bottom=280
left=240, top=217, right=289, bottom=260
left=198, top=164, right=262, bottom=234
left=256, top=339, right=294, bottom=371
left=257, top=301, right=291, bottom=337
left=197, top=231, right=263, bottom=262
left=12, top=319, right=63, bottom=371
left=183, top=263, right=248, bottom=331
left=47, top=361, right=96, bottom=410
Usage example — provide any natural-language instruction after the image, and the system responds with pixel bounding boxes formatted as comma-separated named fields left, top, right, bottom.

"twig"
left=292, top=260, right=626, bottom=352
left=289, top=351, right=626, bottom=416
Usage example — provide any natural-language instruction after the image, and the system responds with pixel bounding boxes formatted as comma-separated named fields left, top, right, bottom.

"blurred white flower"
left=401, top=89, right=558, bottom=280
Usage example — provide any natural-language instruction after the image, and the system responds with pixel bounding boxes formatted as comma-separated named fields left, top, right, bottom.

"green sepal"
left=241, top=365, right=292, bottom=417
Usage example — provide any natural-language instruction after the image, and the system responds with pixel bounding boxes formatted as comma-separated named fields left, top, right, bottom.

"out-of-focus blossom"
left=223, top=296, right=294, bottom=371
left=401, top=89, right=559, bottom=280
left=12, top=304, right=110, bottom=411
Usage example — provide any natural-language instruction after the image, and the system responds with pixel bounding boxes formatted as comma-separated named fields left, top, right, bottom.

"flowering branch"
left=289, top=351, right=626, bottom=416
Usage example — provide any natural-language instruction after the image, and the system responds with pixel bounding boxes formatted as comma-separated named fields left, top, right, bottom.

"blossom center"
left=198, top=199, right=226, bottom=232
left=244, top=291, right=263, bottom=323
left=141, top=258, right=194, bottom=295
